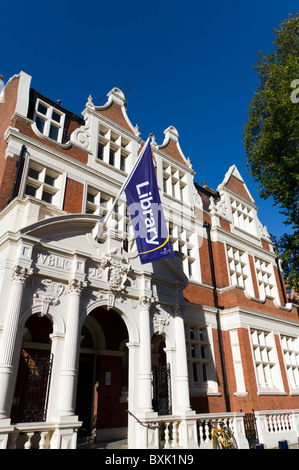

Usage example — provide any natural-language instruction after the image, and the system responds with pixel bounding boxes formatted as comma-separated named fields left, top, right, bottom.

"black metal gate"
left=152, top=363, right=172, bottom=415
left=12, top=351, right=53, bottom=423
left=243, top=410, right=258, bottom=448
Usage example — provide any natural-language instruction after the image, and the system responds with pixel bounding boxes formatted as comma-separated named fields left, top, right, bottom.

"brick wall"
left=0, top=75, right=20, bottom=211
left=63, top=178, right=84, bottom=213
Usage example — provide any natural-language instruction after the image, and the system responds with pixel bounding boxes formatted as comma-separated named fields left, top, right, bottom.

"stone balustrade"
left=2, top=409, right=299, bottom=449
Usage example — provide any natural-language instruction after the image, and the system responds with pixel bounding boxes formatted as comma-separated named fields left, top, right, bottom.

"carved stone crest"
left=153, top=304, right=171, bottom=335
left=106, top=258, right=131, bottom=292
left=33, top=278, right=64, bottom=315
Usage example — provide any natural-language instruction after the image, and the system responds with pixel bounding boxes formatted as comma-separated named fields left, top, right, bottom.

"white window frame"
left=168, top=224, right=198, bottom=280
left=33, top=98, right=65, bottom=143
left=230, top=196, right=257, bottom=236
left=162, top=162, right=187, bottom=202
left=254, top=256, right=279, bottom=302
left=280, top=334, right=299, bottom=394
left=250, top=328, right=284, bottom=395
left=96, top=125, right=131, bottom=172
left=226, top=244, right=254, bottom=297
left=22, top=160, right=65, bottom=209
left=185, top=323, right=218, bottom=395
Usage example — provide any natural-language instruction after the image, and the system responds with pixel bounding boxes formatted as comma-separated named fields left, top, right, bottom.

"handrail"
left=127, top=410, right=158, bottom=429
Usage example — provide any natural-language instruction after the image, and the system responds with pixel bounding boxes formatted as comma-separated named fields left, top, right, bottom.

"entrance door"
left=152, top=363, right=172, bottom=415
left=75, top=354, right=95, bottom=437
left=11, top=350, right=53, bottom=423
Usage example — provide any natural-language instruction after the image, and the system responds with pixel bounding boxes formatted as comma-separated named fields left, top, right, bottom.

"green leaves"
left=243, top=12, right=299, bottom=289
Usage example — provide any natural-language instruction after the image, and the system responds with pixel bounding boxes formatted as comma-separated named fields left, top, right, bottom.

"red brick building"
left=0, top=71, right=298, bottom=449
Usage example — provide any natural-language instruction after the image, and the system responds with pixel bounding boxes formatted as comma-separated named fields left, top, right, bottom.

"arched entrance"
left=11, top=314, right=53, bottom=423
left=76, top=306, right=129, bottom=442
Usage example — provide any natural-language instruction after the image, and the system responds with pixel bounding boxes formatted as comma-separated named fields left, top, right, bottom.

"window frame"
left=185, top=323, right=218, bottom=395
left=249, top=327, right=284, bottom=395
left=22, top=160, right=64, bottom=209
left=33, top=98, right=65, bottom=143
left=280, top=334, right=299, bottom=395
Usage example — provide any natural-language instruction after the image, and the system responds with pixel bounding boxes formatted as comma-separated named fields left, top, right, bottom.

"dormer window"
left=34, top=99, right=65, bottom=143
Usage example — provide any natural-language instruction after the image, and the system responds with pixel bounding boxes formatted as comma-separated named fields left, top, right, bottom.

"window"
left=84, top=186, right=112, bottom=216
left=120, top=154, right=126, bottom=172
left=226, top=245, right=253, bottom=295
left=169, top=224, right=197, bottom=279
left=96, top=125, right=130, bottom=172
left=254, top=257, right=277, bottom=301
left=97, top=142, right=104, bottom=160
left=162, top=162, right=186, bottom=202
left=109, top=148, right=115, bottom=166
left=34, top=99, right=65, bottom=142
left=250, top=329, right=283, bottom=393
left=280, top=335, right=299, bottom=392
left=230, top=197, right=256, bottom=236
left=24, top=162, right=62, bottom=207
left=185, top=325, right=217, bottom=393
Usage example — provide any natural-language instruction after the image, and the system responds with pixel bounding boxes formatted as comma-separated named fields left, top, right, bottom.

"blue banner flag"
left=125, top=141, right=173, bottom=264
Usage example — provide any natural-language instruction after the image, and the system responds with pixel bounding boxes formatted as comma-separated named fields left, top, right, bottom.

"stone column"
left=0, top=265, right=32, bottom=419
left=174, top=303, right=192, bottom=413
left=138, top=295, right=154, bottom=413
left=174, top=302, right=198, bottom=448
left=56, top=279, right=86, bottom=417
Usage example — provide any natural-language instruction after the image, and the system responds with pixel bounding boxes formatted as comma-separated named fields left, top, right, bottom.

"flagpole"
left=102, top=135, right=152, bottom=227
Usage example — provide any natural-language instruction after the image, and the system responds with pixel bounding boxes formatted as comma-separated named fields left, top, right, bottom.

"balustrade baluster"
left=171, top=421, right=178, bottom=448
left=205, top=422, right=211, bottom=445
left=24, top=432, right=34, bottom=449
left=164, top=422, right=170, bottom=448
left=198, top=422, right=203, bottom=446
left=276, top=415, right=280, bottom=432
left=39, top=431, right=48, bottom=449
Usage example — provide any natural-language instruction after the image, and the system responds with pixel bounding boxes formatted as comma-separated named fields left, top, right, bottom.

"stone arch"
left=20, top=305, right=65, bottom=336
left=11, top=311, right=54, bottom=423
left=81, top=298, right=139, bottom=345
left=81, top=314, right=106, bottom=350
left=76, top=299, right=132, bottom=440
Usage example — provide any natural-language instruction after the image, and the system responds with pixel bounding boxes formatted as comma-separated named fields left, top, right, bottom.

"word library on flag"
left=125, top=140, right=173, bottom=264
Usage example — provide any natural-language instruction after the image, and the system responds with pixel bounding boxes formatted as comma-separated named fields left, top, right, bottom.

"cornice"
left=220, top=305, right=299, bottom=330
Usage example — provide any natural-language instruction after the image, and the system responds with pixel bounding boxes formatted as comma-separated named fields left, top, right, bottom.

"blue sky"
left=1, top=0, right=298, bottom=241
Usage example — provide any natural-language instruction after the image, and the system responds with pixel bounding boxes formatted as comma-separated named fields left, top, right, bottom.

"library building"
left=0, top=71, right=298, bottom=449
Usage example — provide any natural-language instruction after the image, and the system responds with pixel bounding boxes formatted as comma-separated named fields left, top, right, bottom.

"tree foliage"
left=243, top=12, right=299, bottom=291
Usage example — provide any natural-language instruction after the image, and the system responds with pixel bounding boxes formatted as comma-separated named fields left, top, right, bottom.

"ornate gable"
left=158, top=126, right=192, bottom=168
left=95, top=87, right=138, bottom=135
left=217, top=165, right=254, bottom=204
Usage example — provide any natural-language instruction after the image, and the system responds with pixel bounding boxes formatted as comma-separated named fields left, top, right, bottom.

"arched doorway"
left=11, top=314, right=53, bottom=423
left=76, top=306, right=129, bottom=441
